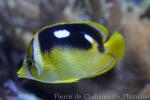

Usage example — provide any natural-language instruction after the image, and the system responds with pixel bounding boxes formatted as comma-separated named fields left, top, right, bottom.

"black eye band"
left=27, top=59, right=33, bottom=66
left=27, top=39, right=36, bottom=68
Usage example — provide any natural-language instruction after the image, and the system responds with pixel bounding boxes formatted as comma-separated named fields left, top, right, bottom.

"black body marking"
left=38, top=23, right=104, bottom=52
left=27, top=39, right=34, bottom=59
left=26, top=39, right=34, bottom=66
left=27, top=39, right=38, bottom=74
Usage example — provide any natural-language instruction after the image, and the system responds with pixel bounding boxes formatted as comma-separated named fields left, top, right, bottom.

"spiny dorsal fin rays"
left=84, top=21, right=109, bottom=42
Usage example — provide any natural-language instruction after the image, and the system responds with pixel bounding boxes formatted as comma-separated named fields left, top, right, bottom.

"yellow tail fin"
left=104, top=32, right=125, bottom=59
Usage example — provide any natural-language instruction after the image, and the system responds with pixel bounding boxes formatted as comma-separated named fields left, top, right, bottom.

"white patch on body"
left=84, top=34, right=94, bottom=43
left=54, top=30, right=70, bottom=38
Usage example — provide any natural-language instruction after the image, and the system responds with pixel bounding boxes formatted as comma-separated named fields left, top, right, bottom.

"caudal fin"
left=104, top=32, right=125, bottom=59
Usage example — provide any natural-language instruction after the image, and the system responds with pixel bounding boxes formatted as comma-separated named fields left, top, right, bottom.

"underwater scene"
left=0, top=0, right=150, bottom=100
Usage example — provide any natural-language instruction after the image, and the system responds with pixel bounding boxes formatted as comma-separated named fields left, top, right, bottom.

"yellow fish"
left=17, top=21, right=125, bottom=83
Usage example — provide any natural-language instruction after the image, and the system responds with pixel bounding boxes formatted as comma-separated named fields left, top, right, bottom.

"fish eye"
left=27, top=58, right=33, bottom=67
left=26, top=58, right=38, bottom=77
